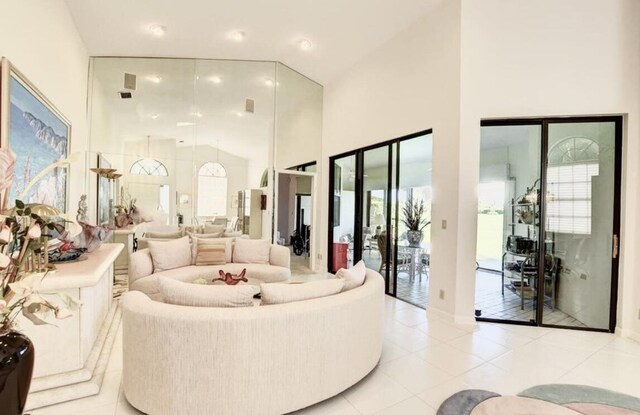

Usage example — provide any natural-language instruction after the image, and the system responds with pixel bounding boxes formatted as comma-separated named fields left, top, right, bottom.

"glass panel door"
left=330, top=155, right=357, bottom=273
left=394, top=134, right=433, bottom=308
left=542, top=120, right=619, bottom=329
left=476, top=124, right=541, bottom=323
left=362, top=146, right=391, bottom=284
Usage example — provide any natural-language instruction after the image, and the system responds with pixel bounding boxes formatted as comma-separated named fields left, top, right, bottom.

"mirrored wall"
left=86, top=57, right=322, bottom=240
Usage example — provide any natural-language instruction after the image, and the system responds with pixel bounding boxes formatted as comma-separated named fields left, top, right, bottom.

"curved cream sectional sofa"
left=121, top=269, right=385, bottom=415
left=128, top=243, right=291, bottom=300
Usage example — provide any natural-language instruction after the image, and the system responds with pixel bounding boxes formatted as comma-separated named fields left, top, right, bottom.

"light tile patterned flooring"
left=29, top=295, right=640, bottom=415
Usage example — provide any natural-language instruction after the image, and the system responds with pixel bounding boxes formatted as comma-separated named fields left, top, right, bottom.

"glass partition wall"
left=87, top=58, right=322, bottom=242
left=475, top=117, right=622, bottom=332
left=329, top=130, right=432, bottom=308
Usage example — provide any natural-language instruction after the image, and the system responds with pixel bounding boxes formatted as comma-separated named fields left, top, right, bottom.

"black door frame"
left=327, top=129, right=433, bottom=299
left=478, top=115, right=623, bottom=333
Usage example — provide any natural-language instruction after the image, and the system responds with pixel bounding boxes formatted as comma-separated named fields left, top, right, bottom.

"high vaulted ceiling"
left=64, top=0, right=440, bottom=84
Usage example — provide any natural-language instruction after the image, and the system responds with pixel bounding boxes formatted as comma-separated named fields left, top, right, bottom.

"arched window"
left=129, top=158, right=168, bottom=176
left=197, top=162, right=227, bottom=217
left=547, top=137, right=599, bottom=235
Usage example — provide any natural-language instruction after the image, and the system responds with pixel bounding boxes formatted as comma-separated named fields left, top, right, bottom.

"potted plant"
left=0, top=200, right=82, bottom=414
left=401, top=197, right=430, bottom=247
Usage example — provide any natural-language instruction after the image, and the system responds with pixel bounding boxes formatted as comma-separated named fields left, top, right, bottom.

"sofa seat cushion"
left=260, top=279, right=345, bottom=305
left=130, top=264, right=291, bottom=296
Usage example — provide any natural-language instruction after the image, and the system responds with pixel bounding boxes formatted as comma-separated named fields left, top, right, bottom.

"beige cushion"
left=194, top=232, right=223, bottom=239
left=148, top=237, right=192, bottom=273
left=195, top=241, right=226, bottom=266
left=159, top=277, right=257, bottom=307
left=336, top=260, right=367, bottom=291
left=223, top=231, right=243, bottom=237
left=260, top=279, right=345, bottom=305
left=233, top=239, right=270, bottom=264
left=204, top=224, right=226, bottom=234
left=146, top=230, right=183, bottom=239
left=191, top=236, right=233, bottom=263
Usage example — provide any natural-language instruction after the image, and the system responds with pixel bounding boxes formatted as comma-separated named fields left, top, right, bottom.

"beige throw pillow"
left=260, top=279, right=345, bottom=305
left=148, top=237, right=192, bottom=273
left=188, top=231, right=223, bottom=239
left=335, top=260, right=367, bottom=291
left=146, top=230, right=183, bottom=239
left=233, top=238, right=270, bottom=264
left=195, top=241, right=226, bottom=266
left=191, top=237, right=233, bottom=263
left=204, top=224, right=226, bottom=234
left=159, top=277, right=257, bottom=307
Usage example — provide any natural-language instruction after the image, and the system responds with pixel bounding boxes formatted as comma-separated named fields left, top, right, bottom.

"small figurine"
left=212, top=269, right=248, bottom=285
left=77, top=194, right=88, bottom=223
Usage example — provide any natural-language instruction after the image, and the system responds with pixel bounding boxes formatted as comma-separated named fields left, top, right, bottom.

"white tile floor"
left=28, top=295, right=640, bottom=415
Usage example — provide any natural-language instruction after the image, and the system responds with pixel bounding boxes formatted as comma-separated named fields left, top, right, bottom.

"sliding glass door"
left=475, top=117, right=621, bottom=332
left=542, top=120, right=620, bottom=330
left=328, top=130, right=432, bottom=308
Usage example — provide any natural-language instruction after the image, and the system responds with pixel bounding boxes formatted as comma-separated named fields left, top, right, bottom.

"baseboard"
left=426, top=305, right=477, bottom=328
left=616, top=326, right=640, bottom=343
left=25, top=302, right=122, bottom=410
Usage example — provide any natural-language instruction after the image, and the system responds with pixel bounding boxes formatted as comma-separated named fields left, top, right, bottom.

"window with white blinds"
left=546, top=163, right=598, bottom=234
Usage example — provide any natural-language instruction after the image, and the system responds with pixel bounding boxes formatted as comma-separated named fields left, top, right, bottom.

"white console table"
left=21, top=243, right=124, bottom=410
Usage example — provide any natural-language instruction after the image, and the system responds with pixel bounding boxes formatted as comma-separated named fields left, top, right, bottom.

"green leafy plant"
left=401, top=197, right=430, bottom=231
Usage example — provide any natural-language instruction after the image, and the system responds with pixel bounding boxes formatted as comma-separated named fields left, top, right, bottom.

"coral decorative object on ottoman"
left=213, top=269, right=248, bottom=285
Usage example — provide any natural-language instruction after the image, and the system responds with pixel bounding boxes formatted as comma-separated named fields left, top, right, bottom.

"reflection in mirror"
left=88, top=57, right=322, bottom=242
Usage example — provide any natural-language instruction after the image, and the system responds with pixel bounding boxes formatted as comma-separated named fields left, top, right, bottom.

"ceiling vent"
left=124, top=73, right=137, bottom=90
left=119, top=91, right=133, bottom=99
left=245, top=98, right=255, bottom=114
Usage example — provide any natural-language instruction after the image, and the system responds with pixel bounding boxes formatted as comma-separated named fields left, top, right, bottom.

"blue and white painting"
left=8, top=75, right=69, bottom=211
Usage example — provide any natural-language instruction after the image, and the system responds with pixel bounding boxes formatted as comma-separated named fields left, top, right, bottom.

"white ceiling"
left=64, top=0, right=441, bottom=84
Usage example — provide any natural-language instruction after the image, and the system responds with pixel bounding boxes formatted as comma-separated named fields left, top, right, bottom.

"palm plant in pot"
left=401, top=197, right=430, bottom=247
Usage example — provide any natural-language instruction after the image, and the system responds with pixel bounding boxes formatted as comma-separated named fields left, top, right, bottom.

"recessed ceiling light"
left=147, top=24, right=167, bottom=37
left=264, top=79, right=274, bottom=87
left=228, top=31, right=246, bottom=42
left=210, top=76, right=222, bottom=84
left=299, top=39, right=313, bottom=51
left=150, top=114, right=159, bottom=119
left=147, top=75, right=162, bottom=84
left=193, top=112, right=203, bottom=118
left=235, top=111, right=244, bottom=118
left=177, top=121, right=196, bottom=127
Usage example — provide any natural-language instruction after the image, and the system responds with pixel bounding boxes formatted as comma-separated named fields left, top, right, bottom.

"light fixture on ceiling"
left=147, top=75, right=162, bottom=84
left=193, top=111, right=203, bottom=118
left=235, top=111, right=244, bottom=118
left=298, top=38, right=313, bottom=51
left=263, top=79, right=274, bottom=87
left=210, top=75, right=222, bottom=84
left=147, top=24, right=167, bottom=37
left=177, top=121, right=196, bottom=127
left=150, top=113, right=159, bottom=120
left=229, top=31, right=246, bottom=42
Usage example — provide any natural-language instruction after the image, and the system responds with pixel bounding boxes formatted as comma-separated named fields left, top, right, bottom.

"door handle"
left=613, top=234, right=619, bottom=259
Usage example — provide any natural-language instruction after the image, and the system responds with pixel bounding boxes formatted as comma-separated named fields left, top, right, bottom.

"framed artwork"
left=0, top=58, right=70, bottom=212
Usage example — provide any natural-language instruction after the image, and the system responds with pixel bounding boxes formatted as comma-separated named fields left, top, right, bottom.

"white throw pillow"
left=260, top=279, right=345, bottom=305
left=233, top=239, right=270, bottom=264
left=148, top=236, right=192, bottom=273
left=335, top=260, right=367, bottom=291
left=159, top=277, right=258, bottom=307
left=190, top=236, right=233, bottom=264
left=204, top=224, right=226, bottom=234
left=223, top=230, right=243, bottom=237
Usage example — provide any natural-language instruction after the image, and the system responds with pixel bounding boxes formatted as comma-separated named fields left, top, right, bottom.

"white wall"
left=460, top=0, right=640, bottom=336
left=322, top=0, right=463, bottom=318
left=0, top=0, right=89, bottom=213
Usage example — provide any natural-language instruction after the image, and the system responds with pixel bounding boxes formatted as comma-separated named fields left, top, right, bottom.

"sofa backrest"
left=128, top=242, right=290, bottom=285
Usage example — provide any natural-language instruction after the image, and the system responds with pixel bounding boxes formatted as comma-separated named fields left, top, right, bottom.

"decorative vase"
left=406, top=230, right=423, bottom=247
left=0, top=331, right=35, bottom=415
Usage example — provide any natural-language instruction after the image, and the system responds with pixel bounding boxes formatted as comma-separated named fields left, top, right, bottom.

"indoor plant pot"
left=406, top=230, right=423, bottom=247
left=0, top=331, right=35, bottom=415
